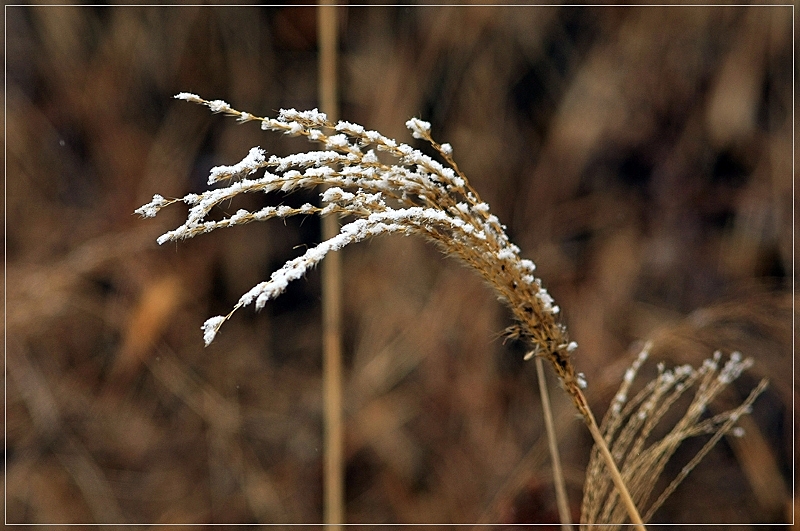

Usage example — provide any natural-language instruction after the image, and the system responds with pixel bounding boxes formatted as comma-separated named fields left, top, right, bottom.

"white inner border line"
left=2, top=3, right=796, bottom=527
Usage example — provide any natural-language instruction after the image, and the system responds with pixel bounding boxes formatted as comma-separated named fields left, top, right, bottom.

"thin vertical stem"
left=318, top=2, right=343, bottom=528
left=535, top=356, right=572, bottom=531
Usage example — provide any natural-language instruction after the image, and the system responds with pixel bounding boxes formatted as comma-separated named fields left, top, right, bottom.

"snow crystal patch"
left=174, top=92, right=201, bottom=102
left=406, top=118, right=431, bottom=139
left=208, top=99, right=232, bottom=113
left=208, top=147, right=265, bottom=184
left=135, top=194, right=168, bottom=218
left=202, top=316, right=226, bottom=346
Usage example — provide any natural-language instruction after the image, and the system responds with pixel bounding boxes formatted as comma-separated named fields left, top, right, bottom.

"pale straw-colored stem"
left=318, top=2, right=344, bottom=528
left=535, top=356, right=573, bottom=531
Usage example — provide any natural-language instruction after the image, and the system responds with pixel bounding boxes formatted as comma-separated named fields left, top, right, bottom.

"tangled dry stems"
left=581, top=346, right=768, bottom=528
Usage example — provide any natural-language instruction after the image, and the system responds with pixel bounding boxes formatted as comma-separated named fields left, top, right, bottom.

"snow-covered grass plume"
left=137, top=95, right=577, bottom=397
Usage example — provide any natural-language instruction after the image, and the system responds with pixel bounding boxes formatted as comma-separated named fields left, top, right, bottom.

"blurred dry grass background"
left=4, top=5, right=794, bottom=526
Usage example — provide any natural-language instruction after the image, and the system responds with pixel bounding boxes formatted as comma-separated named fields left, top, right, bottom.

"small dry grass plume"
left=582, top=347, right=767, bottom=528
left=6, top=5, right=793, bottom=526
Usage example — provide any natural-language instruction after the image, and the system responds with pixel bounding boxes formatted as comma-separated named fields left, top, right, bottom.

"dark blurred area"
left=4, top=5, right=794, bottom=526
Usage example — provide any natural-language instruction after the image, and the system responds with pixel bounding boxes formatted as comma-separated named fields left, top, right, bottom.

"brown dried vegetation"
left=5, top=5, right=793, bottom=526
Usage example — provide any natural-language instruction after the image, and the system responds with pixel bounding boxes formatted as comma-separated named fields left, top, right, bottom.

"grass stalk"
left=318, top=2, right=344, bottom=527
left=535, top=355, right=572, bottom=530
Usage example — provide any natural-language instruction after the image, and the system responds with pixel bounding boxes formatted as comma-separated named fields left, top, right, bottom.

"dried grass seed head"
left=137, top=94, right=576, bottom=386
